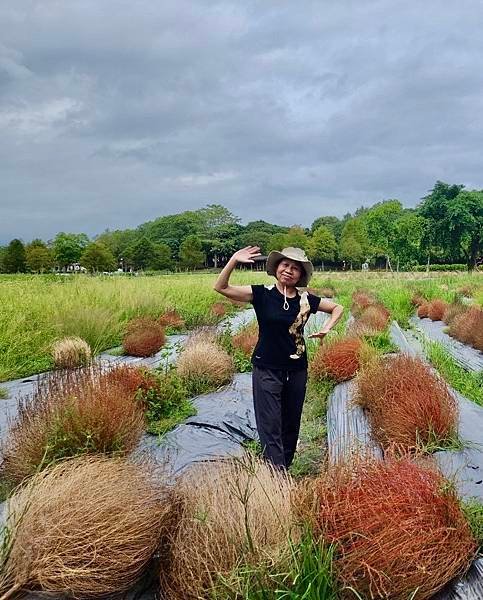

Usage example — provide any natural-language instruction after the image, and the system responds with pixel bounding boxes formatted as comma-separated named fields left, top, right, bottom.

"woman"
left=214, top=245, right=343, bottom=469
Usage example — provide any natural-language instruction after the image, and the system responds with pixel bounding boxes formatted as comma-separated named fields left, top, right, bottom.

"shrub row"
left=413, top=263, right=468, bottom=271
left=48, top=305, right=226, bottom=371
left=356, top=354, right=458, bottom=451
left=448, top=306, right=483, bottom=352
left=0, top=453, right=477, bottom=600
left=1, top=332, right=235, bottom=487
left=416, top=297, right=483, bottom=352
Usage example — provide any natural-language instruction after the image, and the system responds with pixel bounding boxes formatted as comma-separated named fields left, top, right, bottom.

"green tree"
left=310, top=216, right=344, bottom=241
left=53, top=232, right=89, bottom=269
left=124, top=237, right=157, bottom=270
left=392, top=212, right=425, bottom=268
left=25, top=239, right=54, bottom=273
left=418, top=181, right=465, bottom=264
left=80, top=242, right=117, bottom=273
left=2, top=239, right=27, bottom=273
left=150, top=243, right=174, bottom=270
left=204, top=223, right=243, bottom=267
left=238, top=230, right=271, bottom=254
left=244, top=220, right=288, bottom=236
left=362, top=200, right=404, bottom=261
left=95, top=228, right=139, bottom=260
left=418, top=181, right=483, bottom=269
left=197, top=204, right=240, bottom=231
left=283, top=225, right=309, bottom=250
left=339, top=218, right=371, bottom=267
left=0, top=246, right=6, bottom=272
left=267, top=232, right=290, bottom=253
left=179, top=235, right=206, bottom=269
left=446, top=190, right=483, bottom=270
left=138, top=211, right=203, bottom=258
left=306, top=226, right=337, bottom=265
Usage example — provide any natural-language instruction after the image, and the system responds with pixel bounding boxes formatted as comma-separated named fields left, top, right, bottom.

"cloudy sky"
left=1, top=1, right=483, bottom=243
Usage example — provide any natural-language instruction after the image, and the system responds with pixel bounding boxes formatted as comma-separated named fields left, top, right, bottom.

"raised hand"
left=308, top=328, right=330, bottom=340
left=232, top=246, right=262, bottom=264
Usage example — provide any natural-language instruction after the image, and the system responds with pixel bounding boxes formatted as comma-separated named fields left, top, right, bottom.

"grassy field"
left=0, top=270, right=482, bottom=382
left=1, top=271, right=483, bottom=598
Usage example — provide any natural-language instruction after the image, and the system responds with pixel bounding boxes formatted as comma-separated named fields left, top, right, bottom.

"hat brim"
left=266, top=251, right=313, bottom=287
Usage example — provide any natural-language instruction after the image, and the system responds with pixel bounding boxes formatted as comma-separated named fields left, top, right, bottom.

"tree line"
left=1, top=181, right=481, bottom=274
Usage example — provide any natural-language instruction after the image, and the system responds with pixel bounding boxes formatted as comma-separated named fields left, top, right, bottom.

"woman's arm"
left=213, top=246, right=261, bottom=303
left=308, top=299, right=344, bottom=339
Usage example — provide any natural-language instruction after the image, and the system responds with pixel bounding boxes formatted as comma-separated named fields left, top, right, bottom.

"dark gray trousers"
left=252, top=366, right=307, bottom=468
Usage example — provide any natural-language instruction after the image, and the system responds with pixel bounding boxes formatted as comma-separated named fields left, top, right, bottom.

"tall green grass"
left=215, top=528, right=339, bottom=600
left=1, top=271, right=481, bottom=382
left=425, top=341, right=483, bottom=406
left=0, top=273, right=247, bottom=381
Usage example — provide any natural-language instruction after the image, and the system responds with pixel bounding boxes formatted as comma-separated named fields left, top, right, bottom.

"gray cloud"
left=1, top=0, right=483, bottom=243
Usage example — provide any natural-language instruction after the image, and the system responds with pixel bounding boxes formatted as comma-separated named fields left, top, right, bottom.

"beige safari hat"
left=266, top=247, right=313, bottom=287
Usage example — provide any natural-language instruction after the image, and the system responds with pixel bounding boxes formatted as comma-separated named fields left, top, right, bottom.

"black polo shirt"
left=250, top=284, right=321, bottom=371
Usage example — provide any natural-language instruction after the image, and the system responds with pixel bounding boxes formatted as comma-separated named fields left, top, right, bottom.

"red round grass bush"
left=232, top=323, right=259, bottom=356
left=1, top=365, right=146, bottom=485
left=101, top=365, right=160, bottom=399
left=351, top=289, right=376, bottom=316
left=356, top=354, right=458, bottom=450
left=123, top=317, right=166, bottom=357
left=310, top=337, right=367, bottom=383
left=159, top=309, right=185, bottom=329
left=211, top=302, right=227, bottom=317
left=357, top=303, right=390, bottom=332
left=411, top=292, right=426, bottom=307
left=417, top=302, right=430, bottom=318
left=346, top=320, right=377, bottom=338
left=474, top=326, right=483, bottom=352
left=427, top=299, right=447, bottom=321
left=314, top=456, right=476, bottom=599
left=443, top=301, right=467, bottom=325
left=449, top=306, right=483, bottom=348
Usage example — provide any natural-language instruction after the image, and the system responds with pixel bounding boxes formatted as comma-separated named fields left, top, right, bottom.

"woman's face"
left=276, top=258, right=303, bottom=286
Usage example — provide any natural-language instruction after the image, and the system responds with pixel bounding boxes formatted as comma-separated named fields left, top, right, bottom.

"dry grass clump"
left=320, top=286, right=336, bottom=298
left=357, top=303, right=390, bottom=332
left=443, top=300, right=467, bottom=325
left=356, top=354, right=458, bottom=451
left=310, top=337, right=370, bottom=383
left=161, top=456, right=294, bottom=599
left=417, top=302, right=430, bottom=318
left=411, top=292, right=426, bottom=307
left=1, top=365, right=145, bottom=485
left=346, top=320, right=377, bottom=338
left=0, top=456, right=167, bottom=600
left=101, top=364, right=160, bottom=400
left=351, top=288, right=376, bottom=312
left=449, top=306, right=483, bottom=351
left=474, top=326, right=483, bottom=353
left=457, top=284, right=474, bottom=297
left=159, top=309, right=185, bottom=329
left=211, top=302, right=227, bottom=317
left=232, top=322, right=259, bottom=356
left=186, top=326, right=219, bottom=346
left=176, top=337, right=234, bottom=392
left=123, top=316, right=166, bottom=357
left=51, top=336, right=92, bottom=369
left=427, top=299, right=447, bottom=321
left=313, top=456, right=477, bottom=599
